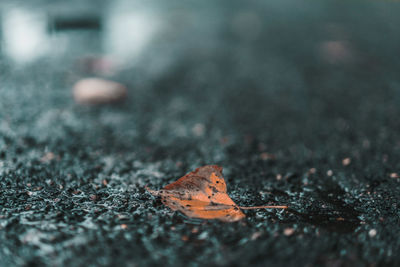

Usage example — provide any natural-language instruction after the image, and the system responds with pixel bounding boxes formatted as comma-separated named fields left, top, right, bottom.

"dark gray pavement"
left=1, top=0, right=400, bottom=266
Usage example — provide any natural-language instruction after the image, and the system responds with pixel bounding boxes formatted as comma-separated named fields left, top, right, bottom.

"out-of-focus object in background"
left=319, top=40, right=354, bottom=65
left=1, top=8, right=49, bottom=64
left=103, top=1, right=161, bottom=66
left=76, top=56, right=116, bottom=76
left=72, top=77, right=127, bottom=105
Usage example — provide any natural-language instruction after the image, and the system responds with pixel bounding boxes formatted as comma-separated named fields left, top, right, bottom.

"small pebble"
left=319, top=40, right=353, bottom=64
left=342, top=158, right=351, bottom=166
left=368, top=229, right=377, bottom=237
left=260, top=153, right=275, bottom=161
left=284, top=228, right=295, bottom=236
left=251, top=231, right=262, bottom=240
left=192, top=123, right=205, bottom=137
left=198, top=232, right=208, bottom=240
left=327, top=170, right=333, bottom=176
left=41, top=152, right=56, bottom=162
left=73, top=78, right=127, bottom=104
left=78, top=57, right=115, bottom=75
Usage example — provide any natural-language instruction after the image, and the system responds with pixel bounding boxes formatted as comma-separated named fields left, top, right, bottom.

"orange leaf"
left=146, top=165, right=287, bottom=222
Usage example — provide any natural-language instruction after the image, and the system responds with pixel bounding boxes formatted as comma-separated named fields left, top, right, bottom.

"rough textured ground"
left=1, top=0, right=400, bottom=266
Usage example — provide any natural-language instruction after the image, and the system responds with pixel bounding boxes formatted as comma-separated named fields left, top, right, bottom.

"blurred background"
left=1, top=0, right=400, bottom=151
left=1, top=0, right=400, bottom=266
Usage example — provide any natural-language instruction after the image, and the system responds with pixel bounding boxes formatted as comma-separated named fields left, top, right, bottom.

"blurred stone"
left=309, top=168, right=317, bottom=174
left=342, top=158, right=351, bottom=166
left=319, top=41, right=354, bottom=64
left=73, top=78, right=127, bottom=104
left=284, top=228, right=295, bottom=236
left=192, top=123, right=205, bottom=137
left=77, top=57, right=116, bottom=76
left=251, top=231, right=262, bottom=240
left=368, top=229, right=377, bottom=237
left=260, top=152, right=275, bottom=161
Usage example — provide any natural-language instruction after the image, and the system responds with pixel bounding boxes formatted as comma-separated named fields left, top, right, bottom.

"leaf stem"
left=145, top=186, right=159, bottom=196
left=240, top=205, right=288, bottom=210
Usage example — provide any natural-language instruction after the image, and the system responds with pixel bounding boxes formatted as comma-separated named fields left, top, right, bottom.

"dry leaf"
left=146, top=165, right=287, bottom=222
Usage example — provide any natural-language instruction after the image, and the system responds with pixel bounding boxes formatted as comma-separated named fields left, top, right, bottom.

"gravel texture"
left=1, top=0, right=400, bottom=266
